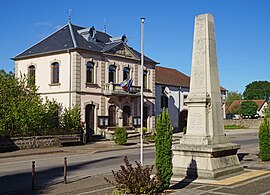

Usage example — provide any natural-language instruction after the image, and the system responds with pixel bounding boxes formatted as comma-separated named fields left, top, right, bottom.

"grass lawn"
left=224, top=125, right=246, bottom=130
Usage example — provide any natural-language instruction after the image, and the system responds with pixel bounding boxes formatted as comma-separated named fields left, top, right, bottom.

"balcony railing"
left=104, top=82, right=141, bottom=96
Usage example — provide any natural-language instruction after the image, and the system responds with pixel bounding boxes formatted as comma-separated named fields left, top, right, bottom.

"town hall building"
left=13, top=21, right=157, bottom=140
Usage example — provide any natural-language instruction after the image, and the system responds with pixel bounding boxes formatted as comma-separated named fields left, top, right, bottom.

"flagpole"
left=140, top=17, right=145, bottom=165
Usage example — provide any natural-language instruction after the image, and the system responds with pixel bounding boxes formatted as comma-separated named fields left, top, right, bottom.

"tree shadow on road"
left=170, top=158, right=198, bottom=190
left=0, top=155, right=122, bottom=194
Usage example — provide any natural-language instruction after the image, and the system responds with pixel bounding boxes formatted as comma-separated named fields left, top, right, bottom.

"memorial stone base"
left=172, top=143, right=243, bottom=179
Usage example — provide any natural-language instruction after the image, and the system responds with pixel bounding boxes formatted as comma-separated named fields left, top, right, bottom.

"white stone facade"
left=15, top=49, right=156, bottom=138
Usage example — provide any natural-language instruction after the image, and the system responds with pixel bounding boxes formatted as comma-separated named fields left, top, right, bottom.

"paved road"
left=0, top=129, right=267, bottom=194
left=0, top=147, right=155, bottom=193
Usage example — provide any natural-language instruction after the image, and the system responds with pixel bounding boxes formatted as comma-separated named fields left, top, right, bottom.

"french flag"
left=120, top=78, right=133, bottom=92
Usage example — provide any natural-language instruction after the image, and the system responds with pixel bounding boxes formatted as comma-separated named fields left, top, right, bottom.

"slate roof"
left=226, top=99, right=267, bottom=114
left=13, top=23, right=157, bottom=64
left=155, top=66, right=227, bottom=91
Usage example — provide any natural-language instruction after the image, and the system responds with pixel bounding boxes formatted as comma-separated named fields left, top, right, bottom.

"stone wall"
left=224, top=118, right=264, bottom=129
left=0, top=134, right=81, bottom=153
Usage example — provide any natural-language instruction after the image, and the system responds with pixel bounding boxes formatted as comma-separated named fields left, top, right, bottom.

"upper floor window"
left=143, top=70, right=148, bottom=89
left=123, top=67, right=130, bottom=80
left=86, top=61, right=94, bottom=83
left=161, top=95, right=168, bottom=109
left=51, top=62, right=59, bottom=84
left=109, top=65, right=116, bottom=83
left=28, top=65, right=35, bottom=85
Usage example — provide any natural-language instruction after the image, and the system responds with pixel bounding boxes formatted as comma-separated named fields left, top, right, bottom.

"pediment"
left=105, top=44, right=139, bottom=60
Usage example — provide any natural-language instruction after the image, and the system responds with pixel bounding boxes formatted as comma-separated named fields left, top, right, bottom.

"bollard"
left=64, top=157, right=67, bottom=184
left=32, top=161, right=35, bottom=191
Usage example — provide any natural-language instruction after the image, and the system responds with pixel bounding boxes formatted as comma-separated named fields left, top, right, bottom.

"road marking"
left=211, top=170, right=270, bottom=186
left=75, top=186, right=115, bottom=195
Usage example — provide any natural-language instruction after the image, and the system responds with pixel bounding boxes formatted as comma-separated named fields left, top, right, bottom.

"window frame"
left=143, top=70, right=148, bottom=89
left=28, top=65, right=36, bottom=84
left=86, top=61, right=94, bottom=83
left=123, top=67, right=130, bottom=80
left=51, top=62, right=60, bottom=84
left=109, top=64, right=116, bottom=83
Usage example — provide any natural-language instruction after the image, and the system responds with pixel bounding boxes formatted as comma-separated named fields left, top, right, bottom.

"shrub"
left=114, top=127, right=127, bottom=145
left=155, top=108, right=173, bottom=190
left=61, top=105, right=82, bottom=134
left=259, top=117, right=270, bottom=161
left=105, top=156, right=162, bottom=194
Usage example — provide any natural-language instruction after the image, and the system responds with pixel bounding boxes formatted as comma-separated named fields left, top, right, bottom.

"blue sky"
left=1, top=0, right=269, bottom=93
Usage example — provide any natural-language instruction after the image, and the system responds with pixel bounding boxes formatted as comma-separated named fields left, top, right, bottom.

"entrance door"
left=123, top=105, right=131, bottom=126
left=85, top=104, right=95, bottom=141
left=143, top=106, right=148, bottom=128
left=109, top=105, right=116, bottom=127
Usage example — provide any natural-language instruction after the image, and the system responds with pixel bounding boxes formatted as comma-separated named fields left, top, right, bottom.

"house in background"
left=226, top=100, right=268, bottom=119
left=155, top=66, right=227, bottom=132
left=13, top=21, right=157, bottom=140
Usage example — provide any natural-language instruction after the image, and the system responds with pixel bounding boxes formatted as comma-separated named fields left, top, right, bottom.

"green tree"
left=0, top=70, right=45, bottom=137
left=0, top=69, right=66, bottom=137
left=61, top=105, right=82, bottom=134
left=155, top=108, right=173, bottom=190
left=258, top=117, right=270, bottom=161
left=226, top=91, right=242, bottom=108
left=240, top=100, right=258, bottom=118
left=42, top=98, right=61, bottom=135
left=243, top=81, right=270, bottom=100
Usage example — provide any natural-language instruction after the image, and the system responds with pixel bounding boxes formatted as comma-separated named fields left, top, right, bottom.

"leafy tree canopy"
left=240, top=100, right=258, bottom=118
left=243, top=81, right=270, bottom=101
left=226, top=91, right=242, bottom=108
left=0, top=69, right=81, bottom=137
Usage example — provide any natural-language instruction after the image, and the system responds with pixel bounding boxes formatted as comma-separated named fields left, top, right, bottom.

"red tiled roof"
left=155, top=66, right=190, bottom=88
left=226, top=99, right=267, bottom=114
left=155, top=66, right=226, bottom=91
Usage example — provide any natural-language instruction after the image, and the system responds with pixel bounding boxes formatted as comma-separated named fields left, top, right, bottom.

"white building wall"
left=16, top=53, right=72, bottom=107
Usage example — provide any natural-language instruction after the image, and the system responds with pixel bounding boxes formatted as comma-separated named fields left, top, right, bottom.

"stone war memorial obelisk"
left=172, top=13, right=243, bottom=179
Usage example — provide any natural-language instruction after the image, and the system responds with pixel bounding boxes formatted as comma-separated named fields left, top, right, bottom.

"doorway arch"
left=123, top=105, right=131, bottom=126
left=85, top=104, right=95, bottom=141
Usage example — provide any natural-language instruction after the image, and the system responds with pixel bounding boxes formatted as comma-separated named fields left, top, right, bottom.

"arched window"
left=28, top=65, right=35, bottom=84
left=143, top=70, right=147, bottom=89
left=51, top=62, right=59, bottom=84
left=109, top=65, right=116, bottom=83
left=86, top=61, right=94, bottom=83
left=123, top=67, right=130, bottom=80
